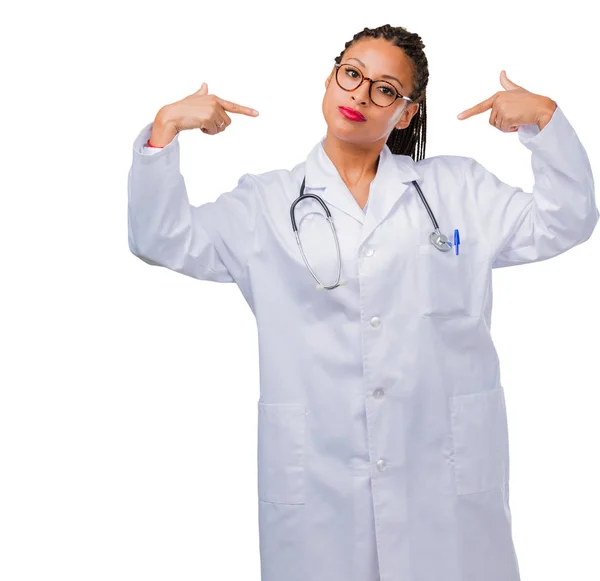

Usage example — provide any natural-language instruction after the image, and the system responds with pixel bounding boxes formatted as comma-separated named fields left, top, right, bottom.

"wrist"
left=536, top=97, right=557, bottom=131
left=149, top=108, right=179, bottom=147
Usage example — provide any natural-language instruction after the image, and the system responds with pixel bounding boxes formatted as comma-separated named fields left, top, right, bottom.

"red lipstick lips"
left=338, top=106, right=366, bottom=122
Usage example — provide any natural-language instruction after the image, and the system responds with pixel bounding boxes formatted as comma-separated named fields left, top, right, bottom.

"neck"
left=322, top=130, right=386, bottom=187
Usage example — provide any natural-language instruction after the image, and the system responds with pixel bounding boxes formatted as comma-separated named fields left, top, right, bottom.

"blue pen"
left=454, top=229, right=460, bottom=255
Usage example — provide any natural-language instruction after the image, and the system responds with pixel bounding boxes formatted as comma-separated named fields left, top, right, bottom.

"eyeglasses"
left=334, top=62, right=414, bottom=108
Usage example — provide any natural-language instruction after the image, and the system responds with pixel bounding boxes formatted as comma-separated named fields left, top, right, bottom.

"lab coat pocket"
left=417, top=243, right=474, bottom=317
left=257, top=402, right=306, bottom=505
left=449, top=387, right=510, bottom=496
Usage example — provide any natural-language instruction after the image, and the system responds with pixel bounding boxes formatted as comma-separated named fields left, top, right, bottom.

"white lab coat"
left=128, top=103, right=598, bottom=581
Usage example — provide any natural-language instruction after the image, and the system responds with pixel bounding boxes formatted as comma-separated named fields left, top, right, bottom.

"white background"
left=1, top=1, right=599, bottom=580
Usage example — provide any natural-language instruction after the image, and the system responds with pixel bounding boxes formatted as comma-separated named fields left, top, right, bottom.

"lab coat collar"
left=304, top=134, right=421, bottom=246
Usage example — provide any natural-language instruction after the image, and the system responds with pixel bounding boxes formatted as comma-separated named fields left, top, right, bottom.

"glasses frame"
left=334, top=62, right=414, bottom=108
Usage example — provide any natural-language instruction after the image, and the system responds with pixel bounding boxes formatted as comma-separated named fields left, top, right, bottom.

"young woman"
left=127, top=23, right=597, bottom=581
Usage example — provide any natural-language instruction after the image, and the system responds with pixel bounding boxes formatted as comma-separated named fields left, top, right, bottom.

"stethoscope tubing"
left=411, top=179, right=440, bottom=232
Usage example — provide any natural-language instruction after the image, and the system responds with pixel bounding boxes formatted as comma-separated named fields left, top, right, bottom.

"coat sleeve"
left=465, top=102, right=599, bottom=269
left=127, top=121, right=259, bottom=284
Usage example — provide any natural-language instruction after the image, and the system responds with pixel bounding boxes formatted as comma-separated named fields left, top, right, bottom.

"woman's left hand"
left=456, top=70, right=557, bottom=132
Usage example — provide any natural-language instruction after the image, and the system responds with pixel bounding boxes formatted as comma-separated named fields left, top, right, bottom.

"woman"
left=127, top=24, right=598, bottom=581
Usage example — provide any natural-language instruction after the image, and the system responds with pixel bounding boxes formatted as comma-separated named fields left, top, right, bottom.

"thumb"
left=195, top=82, right=208, bottom=95
left=500, top=70, right=523, bottom=91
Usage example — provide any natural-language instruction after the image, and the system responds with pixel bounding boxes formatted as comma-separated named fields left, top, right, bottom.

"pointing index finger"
left=457, top=94, right=496, bottom=120
left=216, top=96, right=259, bottom=116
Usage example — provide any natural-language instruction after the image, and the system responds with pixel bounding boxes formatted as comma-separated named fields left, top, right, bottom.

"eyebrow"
left=346, top=57, right=404, bottom=89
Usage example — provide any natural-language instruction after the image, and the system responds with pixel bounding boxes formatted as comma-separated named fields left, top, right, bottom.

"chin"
left=329, top=110, right=362, bottom=133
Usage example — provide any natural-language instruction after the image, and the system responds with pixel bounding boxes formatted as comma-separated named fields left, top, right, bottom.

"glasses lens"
left=371, top=81, right=398, bottom=107
left=337, top=65, right=399, bottom=107
left=337, top=64, right=362, bottom=91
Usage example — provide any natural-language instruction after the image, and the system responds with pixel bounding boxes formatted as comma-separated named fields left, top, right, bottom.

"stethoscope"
left=290, top=176, right=453, bottom=290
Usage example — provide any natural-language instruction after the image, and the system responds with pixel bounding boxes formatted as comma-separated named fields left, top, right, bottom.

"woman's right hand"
left=155, top=82, right=259, bottom=140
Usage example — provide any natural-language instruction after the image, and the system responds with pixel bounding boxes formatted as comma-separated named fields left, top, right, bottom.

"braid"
left=334, top=24, right=429, bottom=161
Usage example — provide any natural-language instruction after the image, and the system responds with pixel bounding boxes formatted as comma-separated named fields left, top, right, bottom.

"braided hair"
left=334, top=24, right=429, bottom=162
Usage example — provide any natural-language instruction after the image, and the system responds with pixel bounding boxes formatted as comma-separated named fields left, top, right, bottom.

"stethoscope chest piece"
left=429, top=230, right=453, bottom=251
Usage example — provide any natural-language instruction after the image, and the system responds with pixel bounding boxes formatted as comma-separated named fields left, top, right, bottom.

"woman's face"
left=323, top=37, right=420, bottom=144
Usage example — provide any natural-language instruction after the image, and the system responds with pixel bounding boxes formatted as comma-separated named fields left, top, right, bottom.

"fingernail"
left=253, top=109, right=259, bottom=115
left=457, top=112, right=464, bottom=119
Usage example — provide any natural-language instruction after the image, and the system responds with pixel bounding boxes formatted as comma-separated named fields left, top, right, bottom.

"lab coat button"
left=365, top=247, right=375, bottom=257
left=373, top=388, right=384, bottom=398
left=370, top=316, right=380, bottom=327
left=376, top=459, right=387, bottom=471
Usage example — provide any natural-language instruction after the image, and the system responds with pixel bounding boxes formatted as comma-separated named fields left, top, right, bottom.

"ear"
left=395, top=102, right=419, bottom=131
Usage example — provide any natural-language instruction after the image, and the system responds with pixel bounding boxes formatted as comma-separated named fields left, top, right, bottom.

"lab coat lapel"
left=360, top=144, right=420, bottom=247
left=304, top=136, right=367, bottom=225
left=304, top=135, right=421, bottom=244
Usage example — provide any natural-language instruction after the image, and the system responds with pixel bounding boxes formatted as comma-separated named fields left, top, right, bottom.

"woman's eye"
left=378, top=86, right=394, bottom=96
left=346, top=68, right=359, bottom=78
